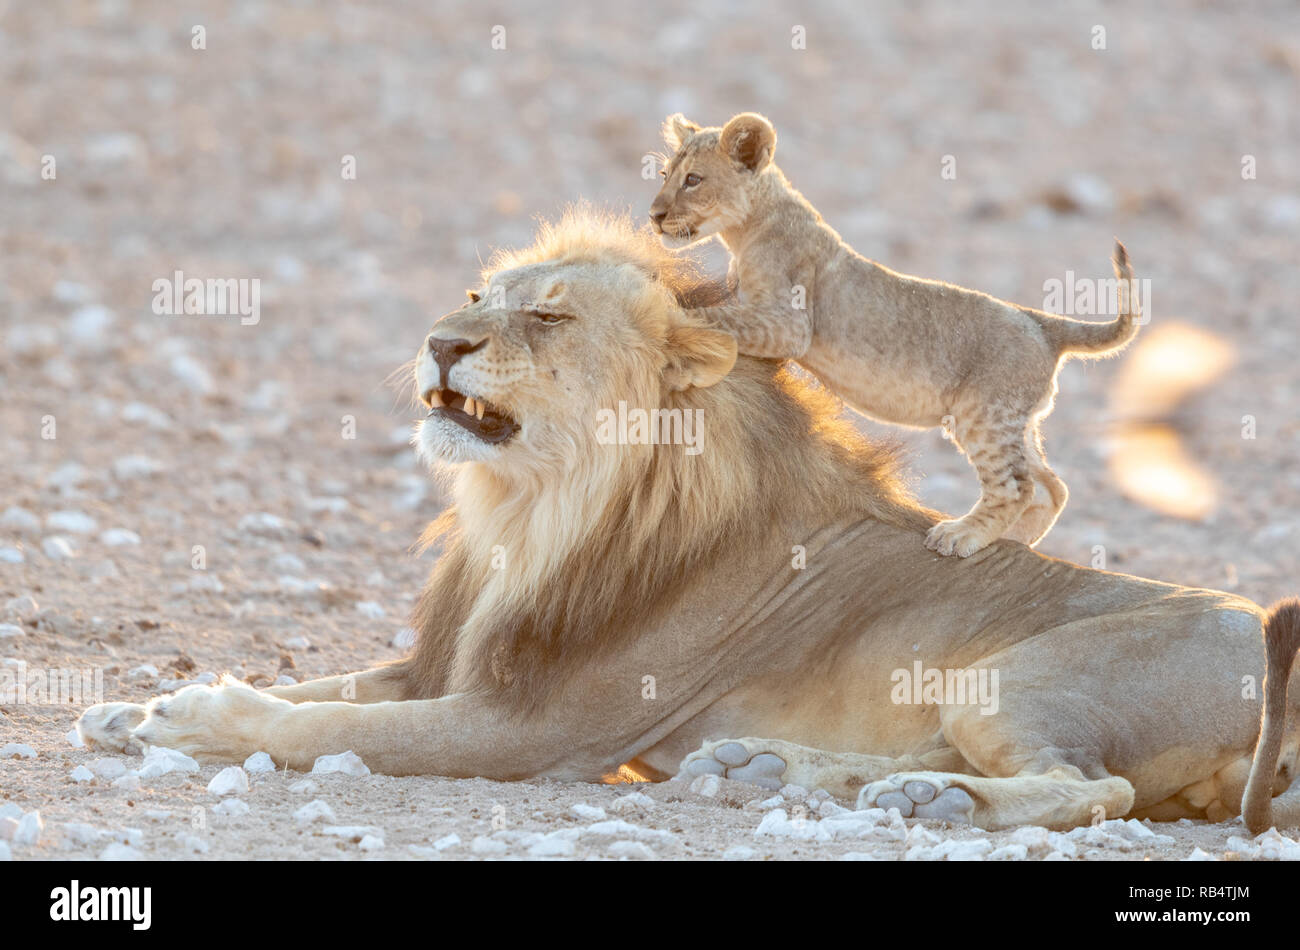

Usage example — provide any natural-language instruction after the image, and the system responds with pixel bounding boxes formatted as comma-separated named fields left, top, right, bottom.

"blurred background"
left=1, top=0, right=1298, bottom=690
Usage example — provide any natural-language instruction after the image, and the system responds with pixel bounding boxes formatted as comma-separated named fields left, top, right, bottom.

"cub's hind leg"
left=926, top=409, right=1035, bottom=557
left=1004, top=424, right=1069, bottom=547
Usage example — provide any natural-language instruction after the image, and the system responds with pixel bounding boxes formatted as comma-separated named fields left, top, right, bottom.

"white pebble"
left=0, top=624, right=23, bottom=640
left=46, top=510, right=97, bottom=534
left=111, top=455, right=164, bottom=481
left=471, top=836, right=508, bottom=854
left=65, top=728, right=85, bottom=748
left=311, top=750, right=370, bottom=776
left=121, top=402, right=174, bottom=431
left=355, top=601, right=385, bottom=619
left=1, top=743, right=35, bottom=758
left=433, top=833, right=461, bottom=851
left=0, top=818, right=17, bottom=841
left=0, top=842, right=10, bottom=860
left=70, top=765, right=95, bottom=783
left=570, top=803, right=607, bottom=821
left=273, top=674, right=296, bottom=687
left=244, top=751, right=276, bottom=773
left=5, top=594, right=39, bottom=618
left=212, top=799, right=249, bottom=817
left=722, top=845, right=757, bottom=860
left=88, top=758, right=126, bottom=779
left=528, top=834, right=576, bottom=857
left=1, top=507, right=40, bottom=534
left=289, top=780, right=317, bottom=795
left=294, top=800, right=336, bottom=824
left=608, top=791, right=654, bottom=813
left=608, top=840, right=655, bottom=859
left=127, top=664, right=159, bottom=680
left=689, top=773, right=720, bottom=797
left=41, top=536, right=76, bottom=559
left=112, top=775, right=141, bottom=792
left=14, top=811, right=43, bottom=846
left=0, top=548, right=24, bottom=564
left=359, top=835, right=385, bottom=851
left=137, top=746, right=199, bottom=778
left=391, top=627, right=416, bottom=649
left=180, top=834, right=209, bottom=854
left=100, top=529, right=141, bottom=546
left=99, top=842, right=142, bottom=860
left=284, top=635, right=310, bottom=650
left=170, top=354, right=214, bottom=394
left=206, top=766, right=249, bottom=796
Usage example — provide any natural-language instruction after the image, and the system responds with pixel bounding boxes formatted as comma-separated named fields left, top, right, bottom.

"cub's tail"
left=1040, top=239, right=1142, bottom=357
left=1242, top=598, right=1300, bottom=834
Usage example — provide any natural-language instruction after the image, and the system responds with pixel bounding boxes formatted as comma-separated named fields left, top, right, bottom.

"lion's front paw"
left=78, top=702, right=148, bottom=754
left=130, top=676, right=285, bottom=762
left=679, top=738, right=788, bottom=790
left=924, top=520, right=994, bottom=558
left=858, top=772, right=976, bottom=823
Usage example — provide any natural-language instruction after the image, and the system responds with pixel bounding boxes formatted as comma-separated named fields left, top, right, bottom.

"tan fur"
left=76, top=211, right=1297, bottom=833
left=650, top=112, right=1141, bottom=557
left=1243, top=599, right=1300, bottom=833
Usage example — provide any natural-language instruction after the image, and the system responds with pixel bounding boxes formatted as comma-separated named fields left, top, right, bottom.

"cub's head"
left=413, top=210, right=737, bottom=474
left=649, top=112, right=777, bottom=248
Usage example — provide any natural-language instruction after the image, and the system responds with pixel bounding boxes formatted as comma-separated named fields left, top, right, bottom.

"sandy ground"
left=2, top=0, right=1299, bottom=860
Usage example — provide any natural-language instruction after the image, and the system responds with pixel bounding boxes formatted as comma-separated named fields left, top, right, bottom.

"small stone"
left=127, top=664, right=159, bottom=680
left=284, top=635, right=310, bottom=650
left=244, top=751, right=275, bottom=773
left=1, top=507, right=40, bottom=534
left=0, top=743, right=35, bottom=758
left=289, top=780, right=317, bottom=795
left=528, top=834, right=576, bottom=857
left=433, top=833, right=461, bottom=851
left=311, top=750, right=370, bottom=776
left=46, top=511, right=97, bottom=534
left=137, top=746, right=199, bottom=779
left=99, top=842, right=142, bottom=860
left=355, top=601, right=385, bottom=619
left=689, top=773, right=721, bottom=797
left=88, top=758, right=127, bottom=779
left=0, top=548, right=24, bottom=564
left=0, top=818, right=17, bottom=841
left=70, top=765, right=95, bottom=783
left=41, top=536, right=76, bottom=559
left=212, top=799, right=249, bottom=817
left=5, top=595, right=39, bottom=618
left=179, top=834, right=209, bottom=854
left=0, top=625, right=23, bottom=640
left=608, top=791, right=654, bottom=813
left=112, top=774, right=141, bottom=792
left=471, top=836, right=508, bottom=854
left=359, top=835, right=385, bottom=851
left=391, top=628, right=416, bottom=649
left=100, top=529, right=141, bottom=546
left=273, top=674, right=296, bottom=687
left=65, top=728, right=85, bottom=749
left=111, top=456, right=164, bottom=481
left=570, top=803, right=607, bottom=821
left=608, top=840, right=655, bottom=859
left=722, top=845, right=757, bottom=860
left=294, top=800, right=336, bottom=824
left=14, top=811, right=43, bottom=845
left=207, top=766, right=249, bottom=796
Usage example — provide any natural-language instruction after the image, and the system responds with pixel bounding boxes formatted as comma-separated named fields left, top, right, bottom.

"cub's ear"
left=662, top=325, right=738, bottom=391
left=720, top=112, right=776, bottom=172
left=662, top=113, right=701, bottom=152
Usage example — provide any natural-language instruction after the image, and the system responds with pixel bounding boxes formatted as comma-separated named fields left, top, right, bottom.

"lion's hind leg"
left=679, top=736, right=964, bottom=800
left=859, top=761, right=1134, bottom=831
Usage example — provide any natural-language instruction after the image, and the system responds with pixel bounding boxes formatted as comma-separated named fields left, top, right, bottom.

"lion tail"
left=1242, top=598, right=1300, bottom=834
left=1039, top=239, right=1142, bottom=357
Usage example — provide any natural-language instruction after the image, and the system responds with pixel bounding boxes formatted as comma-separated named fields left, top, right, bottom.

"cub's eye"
left=533, top=311, right=570, bottom=326
left=684, top=173, right=702, bottom=188
left=659, top=168, right=668, bottom=179
left=466, top=290, right=481, bottom=303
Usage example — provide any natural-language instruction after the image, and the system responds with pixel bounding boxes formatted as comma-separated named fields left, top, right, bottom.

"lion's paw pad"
left=77, top=702, right=147, bottom=754
left=682, top=741, right=786, bottom=790
left=857, top=774, right=975, bottom=823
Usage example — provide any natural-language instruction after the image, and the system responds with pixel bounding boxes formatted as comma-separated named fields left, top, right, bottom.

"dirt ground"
left=2, top=0, right=1299, bottom=860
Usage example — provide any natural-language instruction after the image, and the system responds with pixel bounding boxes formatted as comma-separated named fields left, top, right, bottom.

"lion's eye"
left=467, top=290, right=481, bottom=303
left=534, top=312, right=569, bottom=326
left=684, top=173, right=702, bottom=188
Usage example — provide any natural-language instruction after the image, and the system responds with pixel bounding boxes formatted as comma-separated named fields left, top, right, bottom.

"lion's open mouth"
left=424, top=387, right=519, bottom=444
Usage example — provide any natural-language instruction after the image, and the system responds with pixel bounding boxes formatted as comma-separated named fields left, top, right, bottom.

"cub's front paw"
left=924, top=520, right=994, bottom=558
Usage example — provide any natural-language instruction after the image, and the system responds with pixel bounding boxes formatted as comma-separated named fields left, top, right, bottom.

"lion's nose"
left=426, top=335, right=486, bottom=379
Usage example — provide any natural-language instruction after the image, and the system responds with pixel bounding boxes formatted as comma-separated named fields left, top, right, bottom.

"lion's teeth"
left=463, top=397, right=477, bottom=417
left=429, top=390, right=444, bottom=408
left=475, top=401, right=485, bottom=420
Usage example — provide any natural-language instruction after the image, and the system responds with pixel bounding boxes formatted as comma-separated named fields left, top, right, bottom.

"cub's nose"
left=426, top=335, right=485, bottom=378
left=650, top=211, right=667, bottom=231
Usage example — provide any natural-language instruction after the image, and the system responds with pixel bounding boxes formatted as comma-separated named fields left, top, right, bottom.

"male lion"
left=79, top=210, right=1298, bottom=832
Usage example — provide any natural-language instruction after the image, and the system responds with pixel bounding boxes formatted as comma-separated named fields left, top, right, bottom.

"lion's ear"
left=663, top=325, right=738, bottom=391
left=720, top=113, right=776, bottom=172
left=663, top=113, right=701, bottom=152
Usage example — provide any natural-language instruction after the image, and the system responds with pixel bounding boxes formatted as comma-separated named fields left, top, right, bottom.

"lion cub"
left=650, top=112, right=1140, bottom=557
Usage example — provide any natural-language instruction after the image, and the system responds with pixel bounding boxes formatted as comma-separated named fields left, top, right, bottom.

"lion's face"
left=649, top=113, right=776, bottom=249
left=414, top=257, right=736, bottom=469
